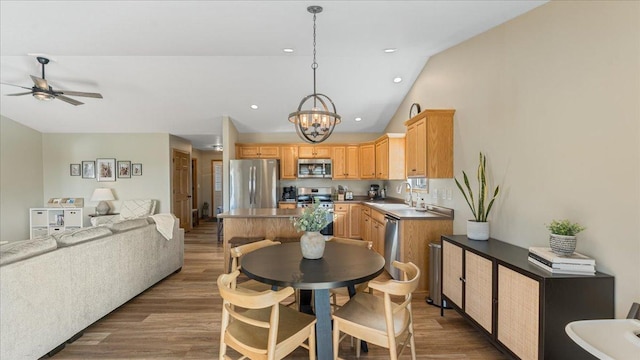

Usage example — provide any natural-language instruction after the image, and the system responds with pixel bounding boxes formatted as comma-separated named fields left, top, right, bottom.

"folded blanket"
left=150, top=214, right=175, bottom=240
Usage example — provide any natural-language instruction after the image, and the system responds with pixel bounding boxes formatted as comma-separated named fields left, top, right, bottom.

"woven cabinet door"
left=497, top=265, right=540, bottom=360
left=464, top=252, right=493, bottom=333
left=442, top=240, right=463, bottom=308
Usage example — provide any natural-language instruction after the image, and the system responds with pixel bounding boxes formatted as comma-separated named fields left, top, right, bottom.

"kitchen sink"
left=366, top=203, right=412, bottom=211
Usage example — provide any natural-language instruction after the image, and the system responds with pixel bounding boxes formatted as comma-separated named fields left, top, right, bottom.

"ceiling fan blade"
left=58, top=90, right=103, bottom=99
left=30, top=75, right=48, bottom=90
left=1, top=82, right=32, bottom=90
left=6, top=92, right=33, bottom=96
left=56, top=95, right=84, bottom=106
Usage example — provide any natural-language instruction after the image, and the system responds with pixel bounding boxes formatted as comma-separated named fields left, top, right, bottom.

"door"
left=173, top=149, right=191, bottom=231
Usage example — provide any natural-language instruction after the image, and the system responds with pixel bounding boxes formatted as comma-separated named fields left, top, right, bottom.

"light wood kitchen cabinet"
left=374, top=134, right=405, bottom=180
left=348, top=203, right=362, bottom=239
left=370, top=209, right=386, bottom=256
left=404, top=109, right=454, bottom=178
left=361, top=206, right=371, bottom=241
left=333, top=204, right=349, bottom=238
left=359, top=143, right=376, bottom=179
left=279, top=145, right=298, bottom=179
left=298, top=145, right=331, bottom=158
left=334, top=203, right=362, bottom=239
left=278, top=202, right=297, bottom=210
left=332, top=145, right=359, bottom=179
left=441, top=235, right=615, bottom=360
left=236, top=144, right=280, bottom=159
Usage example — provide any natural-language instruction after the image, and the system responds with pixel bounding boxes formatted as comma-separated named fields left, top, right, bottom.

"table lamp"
left=91, top=188, right=115, bottom=215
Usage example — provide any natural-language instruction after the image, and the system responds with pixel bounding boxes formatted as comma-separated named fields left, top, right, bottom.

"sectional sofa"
left=0, top=215, right=184, bottom=360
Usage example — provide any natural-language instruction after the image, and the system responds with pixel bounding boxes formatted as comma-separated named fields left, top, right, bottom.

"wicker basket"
left=549, top=234, right=577, bottom=256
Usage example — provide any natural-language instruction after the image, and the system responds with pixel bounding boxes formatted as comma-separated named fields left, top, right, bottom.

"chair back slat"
left=224, top=303, right=272, bottom=329
left=218, top=271, right=294, bottom=309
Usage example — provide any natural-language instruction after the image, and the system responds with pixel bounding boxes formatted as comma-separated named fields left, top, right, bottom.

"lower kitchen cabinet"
left=441, top=235, right=614, bottom=360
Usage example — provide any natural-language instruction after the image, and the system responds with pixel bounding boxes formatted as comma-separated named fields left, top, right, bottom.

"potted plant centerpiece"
left=455, top=152, right=500, bottom=240
left=546, top=219, right=585, bottom=256
left=292, top=200, right=332, bottom=259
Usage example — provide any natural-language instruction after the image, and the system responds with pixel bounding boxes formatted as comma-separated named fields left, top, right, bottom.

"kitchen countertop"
left=220, top=199, right=453, bottom=220
left=218, top=208, right=303, bottom=218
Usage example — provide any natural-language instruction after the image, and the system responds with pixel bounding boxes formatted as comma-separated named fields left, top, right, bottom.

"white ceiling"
left=0, top=1, right=546, bottom=150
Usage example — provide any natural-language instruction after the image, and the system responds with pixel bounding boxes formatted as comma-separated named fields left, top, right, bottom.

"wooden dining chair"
left=327, top=237, right=373, bottom=309
left=331, top=261, right=420, bottom=360
left=229, top=239, right=281, bottom=293
left=217, top=271, right=317, bottom=360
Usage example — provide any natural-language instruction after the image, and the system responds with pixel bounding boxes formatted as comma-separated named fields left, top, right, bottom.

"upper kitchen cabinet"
left=298, top=145, right=332, bottom=159
left=404, top=109, right=454, bottom=178
left=359, top=142, right=376, bottom=179
left=280, top=145, right=298, bottom=179
left=236, top=144, right=280, bottom=159
left=332, top=145, right=359, bottom=179
left=375, top=134, right=405, bottom=180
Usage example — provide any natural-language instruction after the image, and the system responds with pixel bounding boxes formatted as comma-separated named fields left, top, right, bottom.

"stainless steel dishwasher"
left=384, top=214, right=400, bottom=280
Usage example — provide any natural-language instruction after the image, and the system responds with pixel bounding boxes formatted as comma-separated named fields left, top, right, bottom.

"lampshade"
left=91, top=188, right=115, bottom=201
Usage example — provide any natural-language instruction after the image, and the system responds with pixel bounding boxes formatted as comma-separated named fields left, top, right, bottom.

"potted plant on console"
left=546, top=219, right=585, bottom=256
left=292, top=200, right=332, bottom=259
left=455, top=152, right=500, bottom=241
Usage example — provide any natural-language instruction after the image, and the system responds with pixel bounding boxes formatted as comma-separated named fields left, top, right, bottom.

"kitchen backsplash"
left=281, top=178, right=456, bottom=209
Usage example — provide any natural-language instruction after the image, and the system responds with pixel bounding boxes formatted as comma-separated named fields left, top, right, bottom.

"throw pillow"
left=120, top=199, right=155, bottom=219
left=0, top=237, right=57, bottom=266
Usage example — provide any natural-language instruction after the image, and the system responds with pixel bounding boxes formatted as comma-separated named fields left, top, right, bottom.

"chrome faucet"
left=400, top=181, right=414, bottom=207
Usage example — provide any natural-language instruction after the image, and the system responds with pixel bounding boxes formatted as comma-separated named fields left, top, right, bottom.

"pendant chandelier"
left=288, top=5, right=341, bottom=144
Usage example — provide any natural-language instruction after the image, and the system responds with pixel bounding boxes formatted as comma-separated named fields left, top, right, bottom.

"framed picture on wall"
left=70, top=164, right=81, bottom=176
left=132, top=163, right=142, bottom=176
left=82, top=161, right=95, bottom=179
left=117, top=161, right=131, bottom=178
left=96, top=158, right=116, bottom=182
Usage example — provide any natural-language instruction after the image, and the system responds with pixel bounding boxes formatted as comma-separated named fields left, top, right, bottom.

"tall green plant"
left=455, top=152, right=500, bottom=222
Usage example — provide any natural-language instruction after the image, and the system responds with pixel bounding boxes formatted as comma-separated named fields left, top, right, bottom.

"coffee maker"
left=282, top=186, right=296, bottom=201
left=368, top=184, right=380, bottom=199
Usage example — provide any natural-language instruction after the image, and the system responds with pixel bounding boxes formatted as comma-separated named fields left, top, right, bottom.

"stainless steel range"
left=296, top=187, right=334, bottom=236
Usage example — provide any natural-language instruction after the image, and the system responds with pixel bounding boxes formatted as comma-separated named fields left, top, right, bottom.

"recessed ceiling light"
left=250, top=104, right=258, bottom=110
left=355, top=117, right=362, bottom=122
left=393, top=77, right=403, bottom=83
left=283, top=48, right=294, bottom=53
left=383, top=48, right=397, bottom=53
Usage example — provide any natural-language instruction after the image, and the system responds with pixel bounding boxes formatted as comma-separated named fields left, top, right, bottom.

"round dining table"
left=241, top=241, right=385, bottom=360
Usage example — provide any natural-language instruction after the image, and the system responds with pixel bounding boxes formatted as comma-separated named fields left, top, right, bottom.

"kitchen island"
left=218, top=208, right=304, bottom=271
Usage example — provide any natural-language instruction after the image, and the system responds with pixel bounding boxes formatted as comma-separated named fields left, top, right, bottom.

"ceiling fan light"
left=33, top=92, right=54, bottom=101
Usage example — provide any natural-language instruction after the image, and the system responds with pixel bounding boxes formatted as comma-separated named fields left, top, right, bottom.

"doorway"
left=191, top=158, right=198, bottom=224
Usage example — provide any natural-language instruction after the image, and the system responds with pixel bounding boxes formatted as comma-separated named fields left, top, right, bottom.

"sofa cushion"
left=120, top=199, right=155, bottom=220
left=0, top=237, right=57, bottom=266
left=55, top=227, right=113, bottom=247
left=109, top=218, right=150, bottom=232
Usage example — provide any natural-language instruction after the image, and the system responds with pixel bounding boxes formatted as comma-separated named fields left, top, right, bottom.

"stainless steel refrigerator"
left=229, top=159, right=280, bottom=210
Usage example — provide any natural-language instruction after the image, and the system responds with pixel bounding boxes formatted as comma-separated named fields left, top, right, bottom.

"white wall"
left=386, top=1, right=640, bottom=317
left=0, top=116, right=44, bottom=241
left=42, top=133, right=172, bottom=226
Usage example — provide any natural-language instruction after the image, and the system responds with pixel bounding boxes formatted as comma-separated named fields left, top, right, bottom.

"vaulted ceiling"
left=0, top=1, right=546, bottom=149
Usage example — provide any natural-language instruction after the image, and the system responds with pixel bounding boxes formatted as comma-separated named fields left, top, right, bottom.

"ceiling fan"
left=1, top=57, right=103, bottom=106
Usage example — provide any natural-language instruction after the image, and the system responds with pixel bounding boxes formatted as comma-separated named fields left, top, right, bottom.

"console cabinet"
left=441, top=235, right=614, bottom=360
left=30, top=208, right=83, bottom=239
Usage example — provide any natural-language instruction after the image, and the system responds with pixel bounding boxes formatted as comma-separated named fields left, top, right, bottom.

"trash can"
left=426, top=242, right=449, bottom=308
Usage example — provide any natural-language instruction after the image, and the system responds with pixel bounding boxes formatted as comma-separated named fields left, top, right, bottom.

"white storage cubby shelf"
left=30, top=208, right=83, bottom=239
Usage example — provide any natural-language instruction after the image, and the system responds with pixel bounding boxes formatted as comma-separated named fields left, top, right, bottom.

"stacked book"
left=528, top=247, right=596, bottom=275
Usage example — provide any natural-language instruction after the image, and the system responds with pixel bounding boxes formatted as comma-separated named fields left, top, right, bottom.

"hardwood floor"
left=52, top=221, right=506, bottom=359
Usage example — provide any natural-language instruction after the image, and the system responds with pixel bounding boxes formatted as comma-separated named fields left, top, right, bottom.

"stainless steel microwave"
left=297, top=159, right=332, bottom=178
